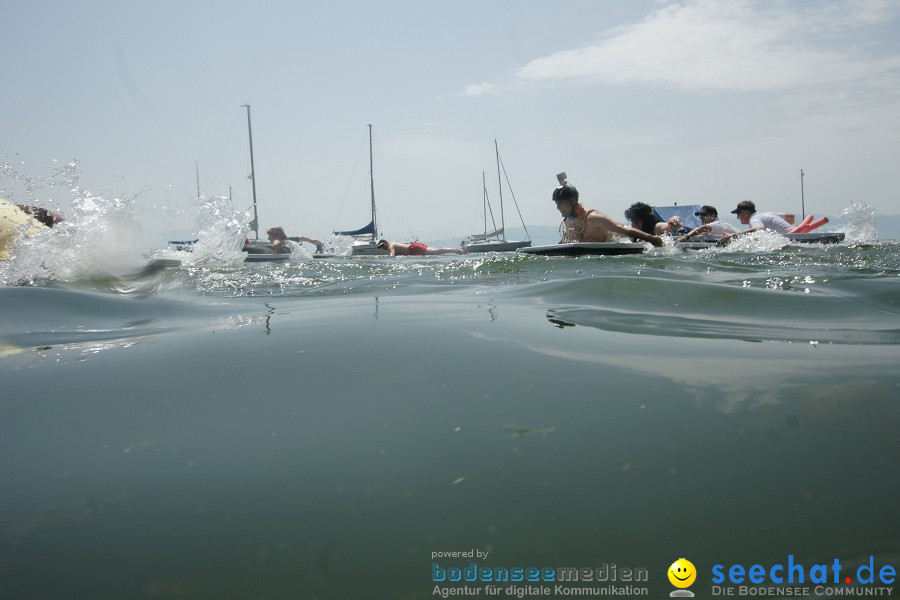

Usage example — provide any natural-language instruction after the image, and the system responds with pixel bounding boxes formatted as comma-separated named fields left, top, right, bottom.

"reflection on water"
left=544, top=303, right=900, bottom=345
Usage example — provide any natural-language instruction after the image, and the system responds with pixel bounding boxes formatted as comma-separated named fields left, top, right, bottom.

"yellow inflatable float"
left=0, top=197, right=49, bottom=259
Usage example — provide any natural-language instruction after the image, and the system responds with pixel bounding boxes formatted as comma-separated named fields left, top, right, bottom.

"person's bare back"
left=553, top=185, right=662, bottom=247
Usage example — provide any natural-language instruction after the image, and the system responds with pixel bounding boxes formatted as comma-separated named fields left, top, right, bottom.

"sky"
left=3, top=0, right=900, bottom=244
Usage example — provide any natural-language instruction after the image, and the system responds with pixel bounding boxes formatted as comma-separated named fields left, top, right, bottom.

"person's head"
left=624, top=202, right=660, bottom=234
left=552, top=184, right=579, bottom=218
left=17, top=205, right=62, bottom=228
left=376, top=239, right=389, bottom=250
left=730, top=200, right=756, bottom=225
left=266, top=227, right=287, bottom=241
left=694, top=205, right=719, bottom=224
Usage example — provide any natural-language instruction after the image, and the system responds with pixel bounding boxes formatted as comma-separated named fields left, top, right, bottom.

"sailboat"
left=234, top=104, right=295, bottom=262
left=333, top=124, right=388, bottom=256
left=170, top=105, right=326, bottom=262
left=463, top=140, right=531, bottom=253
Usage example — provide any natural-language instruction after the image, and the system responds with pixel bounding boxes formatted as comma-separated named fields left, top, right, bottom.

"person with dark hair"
left=376, top=239, right=466, bottom=256
left=16, top=205, right=64, bottom=228
left=625, top=202, right=662, bottom=235
left=624, top=202, right=684, bottom=235
left=718, top=200, right=794, bottom=245
left=552, top=185, right=663, bottom=247
left=677, top=205, right=740, bottom=241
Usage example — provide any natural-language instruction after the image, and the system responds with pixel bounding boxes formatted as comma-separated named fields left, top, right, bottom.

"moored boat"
left=463, top=140, right=531, bottom=253
left=465, top=238, right=532, bottom=253
left=166, top=105, right=330, bottom=263
left=334, top=124, right=389, bottom=257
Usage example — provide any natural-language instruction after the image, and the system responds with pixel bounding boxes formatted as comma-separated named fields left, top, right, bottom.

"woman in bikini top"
left=560, top=208, right=614, bottom=243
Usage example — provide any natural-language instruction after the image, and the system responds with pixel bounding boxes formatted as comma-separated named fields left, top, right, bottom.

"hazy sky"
left=4, top=0, right=899, bottom=242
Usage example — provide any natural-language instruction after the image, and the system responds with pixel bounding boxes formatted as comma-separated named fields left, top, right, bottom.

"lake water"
left=1, top=206, right=898, bottom=599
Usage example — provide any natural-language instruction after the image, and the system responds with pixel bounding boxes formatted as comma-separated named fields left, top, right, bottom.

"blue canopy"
left=334, top=220, right=375, bottom=237
left=653, top=205, right=702, bottom=232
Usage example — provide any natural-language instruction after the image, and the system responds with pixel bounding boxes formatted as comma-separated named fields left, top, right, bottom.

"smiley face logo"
left=668, top=558, right=697, bottom=588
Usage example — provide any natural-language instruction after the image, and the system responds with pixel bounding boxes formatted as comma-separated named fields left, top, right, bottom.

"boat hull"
left=676, top=241, right=719, bottom=250
left=465, top=240, right=532, bottom=253
left=349, top=240, right=388, bottom=256
left=677, top=231, right=846, bottom=250
left=786, top=232, right=845, bottom=244
left=165, top=240, right=329, bottom=262
left=518, top=242, right=646, bottom=256
left=244, top=253, right=291, bottom=263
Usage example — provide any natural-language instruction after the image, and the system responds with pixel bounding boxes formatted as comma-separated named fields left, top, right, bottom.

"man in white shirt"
left=719, top=200, right=795, bottom=244
left=677, top=205, right=739, bottom=241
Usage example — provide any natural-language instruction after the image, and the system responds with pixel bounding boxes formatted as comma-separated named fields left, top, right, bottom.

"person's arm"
left=606, top=218, right=663, bottom=247
left=587, top=212, right=662, bottom=246
left=677, top=224, right=711, bottom=242
left=718, top=226, right=763, bottom=245
left=296, top=236, right=325, bottom=252
left=387, top=243, right=397, bottom=257
left=286, top=235, right=326, bottom=252
left=292, top=236, right=320, bottom=245
left=628, top=227, right=663, bottom=247
left=655, top=216, right=682, bottom=235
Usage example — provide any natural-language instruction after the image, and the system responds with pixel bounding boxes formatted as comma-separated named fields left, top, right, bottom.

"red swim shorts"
left=408, top=241, right=429, bottom=256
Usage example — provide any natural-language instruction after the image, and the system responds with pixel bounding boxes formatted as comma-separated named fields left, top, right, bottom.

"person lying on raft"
left=676, top=205, right=739, bottom=241
left=624, top=202, right=684, bottom=236
left=553, top=184, right=663, bottom=247
left=376, top=239, right=467, bottom=256
left=265, top=227, right=325, bottom=254
left=717, top=200, right=794, bottom=245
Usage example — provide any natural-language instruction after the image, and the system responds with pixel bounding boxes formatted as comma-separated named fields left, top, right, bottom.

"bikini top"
left=561, top=210, right=611, bottom=242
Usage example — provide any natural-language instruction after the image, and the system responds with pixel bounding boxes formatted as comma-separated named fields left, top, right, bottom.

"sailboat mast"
left=368, top=123, right=377, bottom=241
left=800, top=169, right=806, bottom=219
left=242, top=104, right=260, bottom=240
left=495, top=139, right=506, bottom=241
left=482, top=170, right=488, bottom=236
